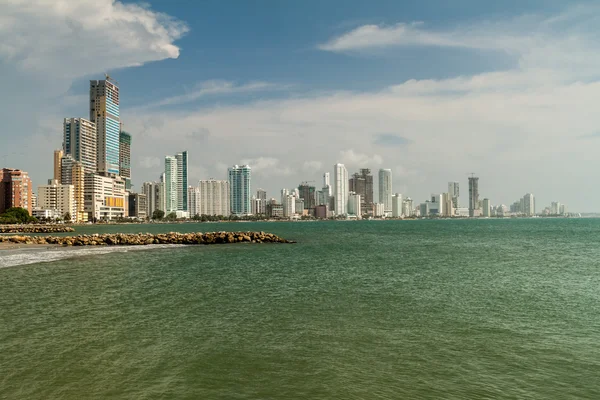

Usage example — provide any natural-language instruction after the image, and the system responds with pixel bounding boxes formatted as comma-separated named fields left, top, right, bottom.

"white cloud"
left=140, top=80, right=286, bottom=109
left=302, top=161, right=323, bottom=172
left=339, top=150, right=383, bottom=167
left=0, top=0, right=187, bottom=78
left=138, top=156, right=161, bottom=169
left=240, top=157, right=293, bottom=177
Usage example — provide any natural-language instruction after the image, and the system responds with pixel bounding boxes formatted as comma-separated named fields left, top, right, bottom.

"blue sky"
left=2, top=0, right=600, bottom=211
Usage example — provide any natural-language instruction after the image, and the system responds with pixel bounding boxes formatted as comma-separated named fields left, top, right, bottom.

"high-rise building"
left=71, top=162, right=86, bottom=222
left=0, top=168, right=32, bottom=214
left=323, top=172, right=330, bottom=188
left=228, top=165, right=251, bottom=215
left=378, top=169, right=393, bottom=214
left=256, top=189, right=267, bottom=214
left=142, top=180, right=165, bottom=217
left=448, top=182, right=460, bottom=209
left=523, top=193, right=535, bottom=216
left=348, top=192, right=362, bottom=218
left=119, top=131, right=132, bottom=190
left=37, top=180, right=76, bottom=221
left=403, top=197, right=414, bottom=217
left=483, top=198, right=491, bottom=217
left=84, top=174, right=126, bottom=221
left=188, top=186, right=201, bottom=216
left=53, top=150, right=63, bottom=183
left=298, top=183, right=316, bottom=210
left=429, top=194, right=444, bottom=216
left=90, top=79, right=120, bottom=175
left=333, top=163, right=348, bottom=215
left=442, top=192, right=454, bottom=217
left=176, top=151, right=188, bottom=211
left=392, top=193, right=403, bottom=217
left=63, top=117, right=97, bottom=174
left=468, top=176, right=479, bottom=217
left=198, top=179, right=230, bottom=216
left=349, top=169, right=373, bottom=212
left=283, top=194, right=296, bottom=217
left=164, top=156, right=178, bottom=212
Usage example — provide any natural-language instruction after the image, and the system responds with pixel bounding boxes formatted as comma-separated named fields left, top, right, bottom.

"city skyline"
left=1, top=1, right=599, bottom=211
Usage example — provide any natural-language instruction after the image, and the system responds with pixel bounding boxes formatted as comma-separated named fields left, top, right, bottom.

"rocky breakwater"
left=0, top=225, right=75, bottom=234
left=0, top=231, right=295, bottom=246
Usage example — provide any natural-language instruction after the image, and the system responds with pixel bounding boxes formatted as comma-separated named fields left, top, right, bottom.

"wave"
left=0, top=244, right=186, bottom=269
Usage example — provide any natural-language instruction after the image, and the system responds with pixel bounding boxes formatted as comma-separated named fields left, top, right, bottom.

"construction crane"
left=104, top=72, right=119, bottom=85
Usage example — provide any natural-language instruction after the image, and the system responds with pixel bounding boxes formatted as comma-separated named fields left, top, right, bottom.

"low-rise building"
left=37, top=180, right=76, bottom=221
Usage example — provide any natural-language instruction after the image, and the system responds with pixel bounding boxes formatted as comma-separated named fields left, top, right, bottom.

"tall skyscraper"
left=298, top=183, right=316, bottom=210
left=349, top=168, right=373, bottom=212
left=90, top=78, right=120, bottom=175
left=163, top=151, right=188, bottom=213
left=0, top=168, right=32, bottom=214
left=164, top=156, right=178, bottom=212
left=228, top=165, right=251, bottom=215
left=176, top=151, right=188, bottom=211
left=53, top=150, right=63, bottom=183
left=448, top=181, right=460, bottom=208
left=63, top=117, right=97, bottom=174
left=323, top=172, right=330, bottom=188
left=468, top=176, right=479, bottom=217
left=119, top=131, right=132, bottom=189
left=523, top=193, right=535, bottom=216
left=378, top=169, right=393, bottom=214
left=333, top=163, right=348, bottom=215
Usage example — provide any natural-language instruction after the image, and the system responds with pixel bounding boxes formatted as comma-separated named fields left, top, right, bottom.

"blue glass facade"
left=106, top=116, right=120, bottom=174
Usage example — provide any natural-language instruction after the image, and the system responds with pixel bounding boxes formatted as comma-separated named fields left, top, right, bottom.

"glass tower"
left=228, top=165, right=251, bottom=215
left=90, top=79, right=120, bottom=175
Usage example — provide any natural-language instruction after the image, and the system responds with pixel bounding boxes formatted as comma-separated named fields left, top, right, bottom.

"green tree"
left=152, top=210, right=165, bottom=220
left=165, top=212, right=177, bottom=221
left=63, top=212, right=71, bottom=222
left=0, top=207, right=35, bottom=224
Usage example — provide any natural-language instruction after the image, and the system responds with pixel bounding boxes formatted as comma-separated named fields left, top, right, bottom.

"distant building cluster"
left=0, top=75, right=573, bottom=222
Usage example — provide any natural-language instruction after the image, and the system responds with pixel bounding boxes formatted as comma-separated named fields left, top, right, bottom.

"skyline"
left=1, top=1, right=599, bottom=211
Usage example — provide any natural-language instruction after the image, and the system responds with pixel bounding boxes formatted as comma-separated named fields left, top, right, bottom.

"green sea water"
left=1, top=219, right=599, bottom=399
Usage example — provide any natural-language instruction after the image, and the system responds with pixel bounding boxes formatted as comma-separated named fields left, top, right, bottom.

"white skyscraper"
left=523, top=193, right=535, bottom=216
left=199, top=179, right=230, bottom=216
left=188, top=186, right=201, bottom=217
left=164, top=156, right=178, bottom=212
left=333, top=163, right=348, bottom=216
left=378, top=169, right=393, bottom=214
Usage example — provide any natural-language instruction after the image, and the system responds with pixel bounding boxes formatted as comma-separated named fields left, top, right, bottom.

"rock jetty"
left=0, top=225, right=75, bottom=234
left=0, top=231, right=294, bottom=246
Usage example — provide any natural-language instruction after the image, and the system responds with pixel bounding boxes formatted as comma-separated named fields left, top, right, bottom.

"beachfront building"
left=392, top=193, right=403, bottom=217
left=37, top=180, right=76, bottom=221
left=228, top=165, right=251, bottom=216
left=0, top=168, right=33, bottom=214
left=348, top=192, right=362, bottom=219
left=198, top=179, right=230, bottom=216
left=84, top=174, right=126, bottom=221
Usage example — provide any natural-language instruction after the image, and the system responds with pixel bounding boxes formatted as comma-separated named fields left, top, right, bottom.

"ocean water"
left=1, top=219, right=599, bottom=399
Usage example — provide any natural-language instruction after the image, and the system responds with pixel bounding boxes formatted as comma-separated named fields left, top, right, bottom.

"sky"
left=1, top=0, right=600, bottom=211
